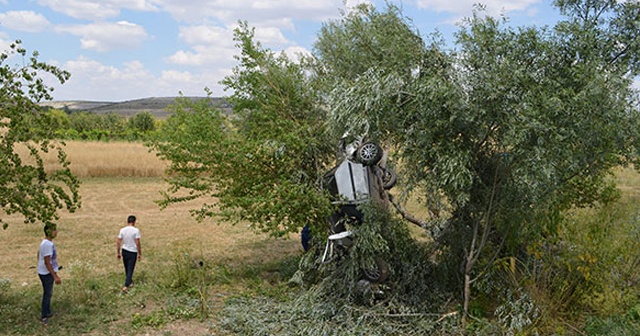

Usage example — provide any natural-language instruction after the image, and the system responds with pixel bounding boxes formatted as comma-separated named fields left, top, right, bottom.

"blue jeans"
left=38, top=273, right=54, bottom=318
left=121, top=249, right=137, bottom=287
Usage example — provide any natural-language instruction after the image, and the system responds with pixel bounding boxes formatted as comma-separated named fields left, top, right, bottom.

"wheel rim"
left=383, top=171, right=392, bottom=183
left=359, top=143, right=378, bottom=161
left=363, top=269, right=382, bottom=281
left=362, top=258, right=388, bottom=283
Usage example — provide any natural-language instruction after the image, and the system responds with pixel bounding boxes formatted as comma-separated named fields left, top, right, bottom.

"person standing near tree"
left=37, top=222, right=61, bottom=325
left=116, top=215, right=141, bottom=292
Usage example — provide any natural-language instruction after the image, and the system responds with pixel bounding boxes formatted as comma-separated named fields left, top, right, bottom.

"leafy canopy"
left=317, top=0, right=638, bottom=278
left=150, top=0, right=640, bottom=301
left=149, top=22, right=336, bottom=237
left=0, top=40, right=81, bottom=229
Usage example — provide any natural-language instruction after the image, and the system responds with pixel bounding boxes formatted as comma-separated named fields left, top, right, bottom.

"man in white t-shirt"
left=116, top=215, right=141, bottom=292
left=37, top=222, right=61, bottom=325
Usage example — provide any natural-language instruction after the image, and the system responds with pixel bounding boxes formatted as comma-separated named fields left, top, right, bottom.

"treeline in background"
left=40, top=109, right=160, bottom=141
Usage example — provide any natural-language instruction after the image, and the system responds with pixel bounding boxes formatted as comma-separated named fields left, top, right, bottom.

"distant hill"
left=40, top=96, right=231, bottom=118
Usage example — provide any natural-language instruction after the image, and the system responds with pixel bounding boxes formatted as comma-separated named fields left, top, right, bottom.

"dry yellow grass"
left=613, top=165, right=640, bottom=200
left=14, top=140, right=169, bottom=178
left=0, top=177, right=301, bottom=288
left=1, top=141, right=301, bottom=289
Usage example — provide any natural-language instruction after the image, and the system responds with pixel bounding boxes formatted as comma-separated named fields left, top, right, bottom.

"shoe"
left=121, top=286, right=128, bottom=293
left=41, top=317, right=48, bottom=325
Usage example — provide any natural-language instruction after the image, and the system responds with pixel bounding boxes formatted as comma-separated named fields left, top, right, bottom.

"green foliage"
left=493, top=290, right=540, bottom=334
left=149, top=94, right=233, bottom=215
left=45, top=110, right=157, bottom=141
left=149, top=24, right=335, bottom=237
left=300, top=201, right=440, bottom=305
left=313, top=3, right=434, bottom=140
left=0, top=278, right=10, bottom=292
left=584, top=303, right=640, bottom=336
left=216, top=22, right=336, bottom=236
left=65, top=260, right=103, bottom=305
left=131, top=310, right=168, bottom=329
left=462, top=182, right=640, bottom=334
left=557, top=199, right=640, bottom=315
left=0, top=271, right=128, bottom=335
left=45, top=108, right=70, bottom=130
left=128, top=111, right=156, bottom=133
left=67, top=111, right=102, bottom=135
left=0, top=40, right=81, bottom=229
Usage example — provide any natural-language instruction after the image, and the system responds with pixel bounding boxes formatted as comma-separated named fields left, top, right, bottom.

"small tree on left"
left=0, top=40, right=81, bottom=229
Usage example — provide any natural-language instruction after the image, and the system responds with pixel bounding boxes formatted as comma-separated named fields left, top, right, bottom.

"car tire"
left=362, top=257, right=389, bottom=283
left=357, top=142, right=383, bottom=166
left=381, top=168, right=397, bottom=190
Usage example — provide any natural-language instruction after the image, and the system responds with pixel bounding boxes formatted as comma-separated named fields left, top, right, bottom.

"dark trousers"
left=38, top=273, right=54, bottom=318
left=121, top=249, right=137, bottom=287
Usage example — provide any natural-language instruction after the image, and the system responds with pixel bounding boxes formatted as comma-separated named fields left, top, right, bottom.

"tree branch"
left=387, top=193, right=429, bottom=227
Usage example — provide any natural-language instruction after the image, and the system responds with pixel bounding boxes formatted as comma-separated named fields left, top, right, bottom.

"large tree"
left=0, top=41, right=81, bottom=229
left=150, top=0, right=640, bottom=320
left=318, top=1, right=640, bottom=316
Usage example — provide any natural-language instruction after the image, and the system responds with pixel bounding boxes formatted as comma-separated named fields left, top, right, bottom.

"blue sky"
left=0, top=0, right=565, bottom=102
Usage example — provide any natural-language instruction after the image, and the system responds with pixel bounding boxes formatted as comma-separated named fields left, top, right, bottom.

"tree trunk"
left=463, top=248, right=474, bottom=324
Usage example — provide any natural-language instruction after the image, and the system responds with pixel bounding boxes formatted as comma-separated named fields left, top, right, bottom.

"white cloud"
left=166, top=25, right=237, bottom=67
left=167, top=20, right=290, bottom=71
left=47, top=55, right=227, bottom=101
left=165, top=47, right=235, bottom=67
left=414, top=0, right=541, bottom=17
left=0, top=33, right=13, bottom=53
left=152, top=0, right=347, bottom=25
left=345, top=0, right=371, bottom=8
left=51, top=56, right=157, bottom=100
left=177, top=25, right=235, bottom=47
left=283, top=45, right=311, bottom=62
left=67, top=57, right=150, bottom=81
left=0, top=11, right=51, bottom=32
left=36, top=0, right=159, bottom=20
left=255, top=17, right=295, bottom=31
left=160, top=69, right=195, bottom=83
left=56, top=21, right=149, bottom=52
left=159, top=69, right=224, bottom=95
left=254, top=26, right=289, bottom=46
left=37, top=0, right=119, bottom=20
left=160, top=68, right=232, bottom=97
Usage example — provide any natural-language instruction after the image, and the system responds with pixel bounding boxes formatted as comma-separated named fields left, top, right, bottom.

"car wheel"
left=357, top=142, right=383, bottom=166
left=362, top=257, right=389, bottom=283
left=381, top=168, right=397, bottom=190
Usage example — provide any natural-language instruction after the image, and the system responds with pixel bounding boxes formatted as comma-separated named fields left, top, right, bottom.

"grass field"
left=0, top=141, right=302, bottom=335
left=14, top=140, right=169, bottom=177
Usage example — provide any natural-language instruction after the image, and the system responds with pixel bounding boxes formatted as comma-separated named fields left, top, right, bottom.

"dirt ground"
left=0, top=177, right=301, bottom=335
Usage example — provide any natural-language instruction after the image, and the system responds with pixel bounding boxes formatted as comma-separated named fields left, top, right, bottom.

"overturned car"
left=314, top=134, right=397, bottom=283
left=322, top=137, right=396, bottom=230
